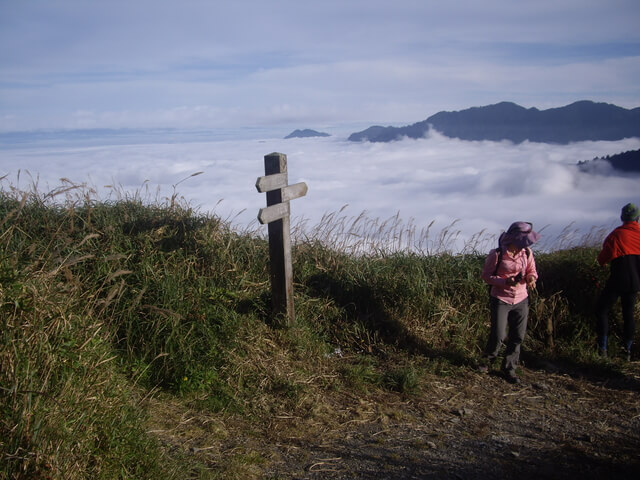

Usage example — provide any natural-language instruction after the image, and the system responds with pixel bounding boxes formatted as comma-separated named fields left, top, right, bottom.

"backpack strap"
left=492, top=247, right=503, bottom=276
left=493, top=246, right=531, bottom=276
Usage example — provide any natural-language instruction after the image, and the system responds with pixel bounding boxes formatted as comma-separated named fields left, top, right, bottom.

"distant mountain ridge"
left=285, top=129, right=330, bottom=139
left=348, top=101, right=640, bottom=144
left=578, top=149, right=640, bottom=173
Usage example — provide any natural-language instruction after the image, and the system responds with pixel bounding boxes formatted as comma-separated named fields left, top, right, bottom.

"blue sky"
left=2, top=0, right=640, bottom=133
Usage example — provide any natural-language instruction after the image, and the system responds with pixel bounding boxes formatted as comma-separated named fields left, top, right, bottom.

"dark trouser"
left=483, top=297, right=529, bottom=375
left=595, top=286, right=636, bottom=350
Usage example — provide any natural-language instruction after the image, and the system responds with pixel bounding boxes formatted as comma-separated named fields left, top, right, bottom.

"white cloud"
left=2, top=131, right=639, bottom=253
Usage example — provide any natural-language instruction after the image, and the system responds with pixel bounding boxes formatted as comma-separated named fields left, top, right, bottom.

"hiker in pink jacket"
left=479, top=222, right=540, bottom=384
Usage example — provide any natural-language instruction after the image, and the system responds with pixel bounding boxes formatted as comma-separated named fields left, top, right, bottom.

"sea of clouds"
left=1, top=128, right=639, bottom=253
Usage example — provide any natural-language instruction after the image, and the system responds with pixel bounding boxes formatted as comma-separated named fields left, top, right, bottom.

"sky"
left=1, top=1, right=640, bottom=253
left=1, top=0, right=640, bottom=132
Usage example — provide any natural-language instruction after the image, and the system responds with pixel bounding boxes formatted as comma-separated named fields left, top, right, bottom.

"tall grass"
left=0, top=180, right=626, bottom=479
left=0, top=191, right=175, bottom=478
left=295, top=208, right=497, bottom=255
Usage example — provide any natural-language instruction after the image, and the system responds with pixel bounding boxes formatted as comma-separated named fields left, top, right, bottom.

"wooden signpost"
left=256, top=153, right=307, bottom=326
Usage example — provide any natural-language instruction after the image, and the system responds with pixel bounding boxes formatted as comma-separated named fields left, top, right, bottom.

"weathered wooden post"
left=256, top=153, right=307, bottom=326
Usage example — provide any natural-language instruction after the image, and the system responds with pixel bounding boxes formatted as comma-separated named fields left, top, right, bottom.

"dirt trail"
left=147, top=361, right=640, bottom=479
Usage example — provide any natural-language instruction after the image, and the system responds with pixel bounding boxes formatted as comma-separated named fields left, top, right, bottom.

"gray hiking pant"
left=483, top=297, right=529, bottom=375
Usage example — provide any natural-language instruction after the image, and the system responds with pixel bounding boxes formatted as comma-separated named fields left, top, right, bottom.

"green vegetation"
left=0, top=182, right=627, bottom=479
left=578, top=148, right=640, bottom=173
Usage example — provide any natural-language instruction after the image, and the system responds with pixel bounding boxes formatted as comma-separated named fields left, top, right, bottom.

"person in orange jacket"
left=595, top=203, right=640, bottom=360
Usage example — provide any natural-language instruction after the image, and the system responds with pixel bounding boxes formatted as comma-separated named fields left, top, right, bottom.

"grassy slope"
left=0, top=187, right=628, bottom=479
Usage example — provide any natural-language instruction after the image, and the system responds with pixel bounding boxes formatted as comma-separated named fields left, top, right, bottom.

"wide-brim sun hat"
left=499, top=221, right=541, bottom=249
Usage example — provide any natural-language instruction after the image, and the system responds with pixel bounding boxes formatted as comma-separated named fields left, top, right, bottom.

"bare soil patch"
left=146, top=359, right=640, bottom=479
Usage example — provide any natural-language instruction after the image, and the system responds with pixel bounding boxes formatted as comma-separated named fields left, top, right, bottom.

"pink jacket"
left=481, top=248, right=538, bottom=304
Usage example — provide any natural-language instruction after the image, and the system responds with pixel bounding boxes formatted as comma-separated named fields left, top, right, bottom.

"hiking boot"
left=504, top=371, right=521, bottom=384
left=622, top=340, right=632, bottom=362
left=597, top=336, right=608, bottom=358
